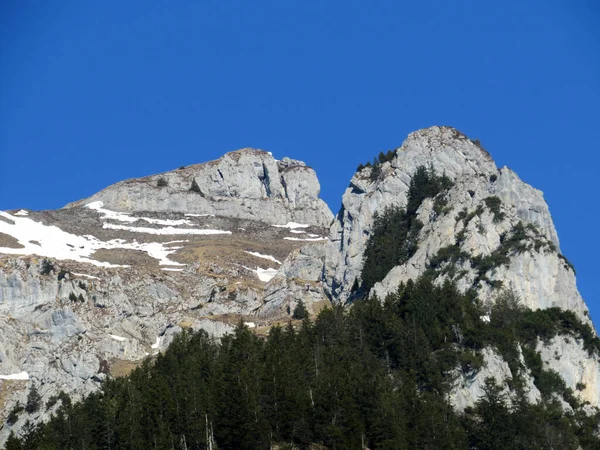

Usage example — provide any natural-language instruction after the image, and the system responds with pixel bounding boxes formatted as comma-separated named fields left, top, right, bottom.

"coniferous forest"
left=6, top=279, right=600, bottom=449
left=6, top=165, right=600, bottom=449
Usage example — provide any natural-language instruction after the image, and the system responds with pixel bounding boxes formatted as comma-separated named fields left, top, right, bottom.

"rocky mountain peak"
left=66, top=148, right=333, bottom=227
left=326, top=126, right=564, bottom=305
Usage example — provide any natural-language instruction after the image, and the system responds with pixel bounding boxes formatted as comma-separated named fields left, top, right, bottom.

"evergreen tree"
left=292, top=300, right=309, bottom=320
left=25, top=383, right=41, bottom=414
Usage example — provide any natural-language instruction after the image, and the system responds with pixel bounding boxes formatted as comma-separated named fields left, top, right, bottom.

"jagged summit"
left=66, top=148, right=334, bottom=228
left=327, top=125, right=562, bottom=303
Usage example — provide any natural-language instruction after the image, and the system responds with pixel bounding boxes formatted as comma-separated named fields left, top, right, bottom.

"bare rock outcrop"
left=66, top=150, right=333, bottom=228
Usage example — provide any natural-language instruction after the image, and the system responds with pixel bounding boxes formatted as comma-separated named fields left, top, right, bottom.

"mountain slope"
left=0, top=150, right=333, bottom=443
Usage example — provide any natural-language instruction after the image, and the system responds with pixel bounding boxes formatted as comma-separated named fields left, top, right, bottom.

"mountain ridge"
left=1, top=125, right=598, bottom=446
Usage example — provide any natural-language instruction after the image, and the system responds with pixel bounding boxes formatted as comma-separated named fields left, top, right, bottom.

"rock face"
left=323, top=125, right=597, bottom=408
left=1, top=127, right=598, bottom=443
left=66, top=149, right=333, bottom=228
left=0, top=149, right=333, bottom=443
left=325, top=126, right=562, bottom=306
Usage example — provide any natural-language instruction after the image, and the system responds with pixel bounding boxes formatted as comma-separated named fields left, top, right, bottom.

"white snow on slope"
left=140, top=217, right=191, bottom=226
left=162, top=268, right=184, bottom=272
left=86, top=201, right=194, bottom=226
left=185, top=213, right=215, bottom=218
left=103, top=223, right=231, bottom=235
left=256, top=267, right=278, bottom=282
left=14, top=210, right=28, bottom=216
left=0, top=211, right=185, bottom=267
left=109, top=334, right=127, bottom=342
left=283, top=237, right=326, bottom=242
left=273, top=222, right=309, bottom=229
left=72, top=272, right=101, bottom=280
left=85, top=201, right=138, bottom=223
left=151, top=337, right=161, bottom=349
left=0, top=371, right=29, bottom=381
left=238, top=264, right=279, bottom=283
left=244, top=251, right=281, bottom=264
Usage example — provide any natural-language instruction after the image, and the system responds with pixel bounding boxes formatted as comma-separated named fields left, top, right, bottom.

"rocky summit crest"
left=66, top=148, right=334, bottom=228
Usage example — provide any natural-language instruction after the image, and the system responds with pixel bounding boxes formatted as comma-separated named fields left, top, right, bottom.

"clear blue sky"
left=1, top=1, right=599, bottom=323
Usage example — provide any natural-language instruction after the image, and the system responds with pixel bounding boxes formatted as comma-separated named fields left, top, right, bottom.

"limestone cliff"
left=66, top=149, right=333, bottom=228
left=323, top=125, right=597, bottom=408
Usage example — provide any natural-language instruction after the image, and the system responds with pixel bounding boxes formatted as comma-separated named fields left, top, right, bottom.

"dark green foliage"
left=350, top=277, right=360, bottom=293
left=428, top=221, right=550, bottom=289
left=3, top=433, right=22, bottom=450
left=45, top=395, right=59, bottom=410
left=362, top=166, right=453, bottom=290
left=156, top=177, right=168, bottom=187
left=25, top=384, right=41, bottom=414
left=292, top=300, right=309, bottom=320
left=358, top=149, right=395, bottom=174
left=489, top=174, right=497, bottom=183
left=7, top=403, right=23, bottom=426
left=68, top=292, right=78, bottom=302
left=361, top=205, right=420, bottom=290
left=406, top=166, right=453, bottom=216
left=432, top=194, right=449, bottom=216
left=370, top=162, right=381, bottom=181
left=484, top=196, right=504, bottom=223
left=356, top=149, right=396, bottom=181
left=471, top=138, right=484, bottom=149
left=57, top=269, right=68, bottom=281
left=39, top=259, right=54, bottom=275
left=559, top=253, right=576, bottom=274
left=456, top=204, right=484, bottom=227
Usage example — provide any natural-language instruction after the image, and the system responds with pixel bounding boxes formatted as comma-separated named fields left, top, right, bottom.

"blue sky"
left=1, top=1, right=599, bottom=323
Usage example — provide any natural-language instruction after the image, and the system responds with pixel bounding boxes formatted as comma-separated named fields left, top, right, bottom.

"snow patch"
left=72, top=272, right=101, bottom=280
left=109, top=334, right=127, bottom=342
left=140, top=217, right=191, bottom=226
left=87, top=201, right=200, bottom=226
left=244, top=322, right=256, bottom=328
left=0, top=211, right=185, bottom=268
left=283, top=237, right=326, bottom=242
left=151, top=337, right=161, bottom=349
left=85, top=201, right=138, bottom=223
left=273, top=222, right=309, bottom=229
left=0, top=371, right=29, bottom=381
left=290, top=230, right=306, bottom=234
left=162, top=268, right=184, bottom=272
left=14, top=210, right=28, bottom=216
left=103, top=223, right=231, bottom=235
left=244, top=251, right=281, bottom=264
left=256, top=267, right=278, bottom=282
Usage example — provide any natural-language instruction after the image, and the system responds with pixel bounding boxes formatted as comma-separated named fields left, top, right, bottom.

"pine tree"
left=25, top=383, right=41, bottom=414
left=292, top=300, right=309, bottom=320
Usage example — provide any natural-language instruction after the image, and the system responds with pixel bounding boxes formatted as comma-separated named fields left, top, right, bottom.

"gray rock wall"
left=66, top=150, right=333, bottom=227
